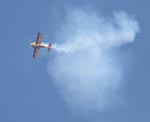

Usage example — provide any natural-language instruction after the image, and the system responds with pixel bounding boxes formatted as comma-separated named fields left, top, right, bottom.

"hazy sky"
left=0, top=0, right=150, bottom=122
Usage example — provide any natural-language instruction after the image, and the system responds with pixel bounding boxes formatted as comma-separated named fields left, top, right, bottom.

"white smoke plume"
left=47, top=9, right=139, bottom=112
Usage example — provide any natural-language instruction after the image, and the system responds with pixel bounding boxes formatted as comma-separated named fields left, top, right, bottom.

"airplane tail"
left=48, top=43, right=52, bottom=52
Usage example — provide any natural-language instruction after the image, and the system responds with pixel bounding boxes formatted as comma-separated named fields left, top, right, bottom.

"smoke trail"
left=47, top=9, right=139, bottom=112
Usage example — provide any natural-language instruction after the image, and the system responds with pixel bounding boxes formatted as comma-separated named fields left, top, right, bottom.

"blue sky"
left=0, top=0, right=150, bottom=122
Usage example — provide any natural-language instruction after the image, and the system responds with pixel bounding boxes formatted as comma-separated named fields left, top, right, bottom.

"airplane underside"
left=30, top=32, right=52, bottom=59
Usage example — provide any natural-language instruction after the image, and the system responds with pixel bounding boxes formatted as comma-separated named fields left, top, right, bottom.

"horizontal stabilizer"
left=48, top=43, right=52, bottom=52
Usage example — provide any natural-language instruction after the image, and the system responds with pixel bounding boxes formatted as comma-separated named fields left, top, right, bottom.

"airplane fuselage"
left=30, top=42, right=50, bottom=48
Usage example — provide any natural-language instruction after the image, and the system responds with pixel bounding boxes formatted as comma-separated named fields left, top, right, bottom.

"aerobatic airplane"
left=30, top=32, right=52, bottom=59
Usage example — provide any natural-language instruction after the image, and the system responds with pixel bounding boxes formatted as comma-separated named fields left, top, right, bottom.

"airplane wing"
left=33, top=47, right=40, bottom=58
left=36, top=32, right=42, bottom=44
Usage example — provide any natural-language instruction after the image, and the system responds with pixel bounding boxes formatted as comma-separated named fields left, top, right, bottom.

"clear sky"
left=0, top=0, right=149, bottom=122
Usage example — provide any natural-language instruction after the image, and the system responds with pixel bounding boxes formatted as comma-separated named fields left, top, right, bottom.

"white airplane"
left=30, top=32, right=52, bottom=59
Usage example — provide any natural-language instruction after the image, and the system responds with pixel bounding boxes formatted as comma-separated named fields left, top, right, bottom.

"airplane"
left=30, top=32, right=52, bottom=59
